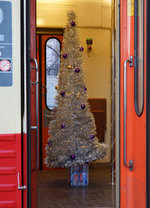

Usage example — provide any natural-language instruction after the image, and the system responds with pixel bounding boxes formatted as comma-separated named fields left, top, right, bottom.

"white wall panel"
left=102, top=6, right=111, bottom=28
left=37, top=0, right=111, bottom=29
left=79, top=28, right=111, bottom=162
left=77, top=1, right=102, bottom=27
left=0, top=0, right=21, bottom=134
left=37, top=5, right=77, bottom=28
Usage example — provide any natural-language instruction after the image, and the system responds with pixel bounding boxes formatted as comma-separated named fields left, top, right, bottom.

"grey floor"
left=38, top=166, right=115, bottom=208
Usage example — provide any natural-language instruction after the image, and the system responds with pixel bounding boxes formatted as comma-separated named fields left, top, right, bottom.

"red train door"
left=27, top=0, right=38, bottom=207
left=37, top=34, right=63, bottom=170
left=120, top=0, right=146, bottom=207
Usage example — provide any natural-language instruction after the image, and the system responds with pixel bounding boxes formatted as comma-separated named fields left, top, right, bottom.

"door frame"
left=29, top=4, right=119, bottom=208
left=26, top=0, right=32, bottom=207
left=26, top=0, right=38, bottom=204
left=36, top=31, right=63, bottom=170
left=25, top=0, right=150, bottom=207
left=115, top=0, right=121, bottom=207
left=28, top=1, right=121, bottom=208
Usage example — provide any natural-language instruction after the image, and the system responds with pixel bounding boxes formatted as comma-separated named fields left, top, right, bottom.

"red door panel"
left=0, top=134, right=22, bottom=208
left=38, top=34, right=63, bottom=170
left=120, top=0, right=146, bottom=207
left=30, top=0, right=37, bottom=207
left=36, top=34, right=40, bottom=170
left=23, top=133, right=27, bottom=208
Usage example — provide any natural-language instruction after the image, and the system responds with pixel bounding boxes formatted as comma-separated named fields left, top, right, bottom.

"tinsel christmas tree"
left=45, top=10, right=107, bottom=168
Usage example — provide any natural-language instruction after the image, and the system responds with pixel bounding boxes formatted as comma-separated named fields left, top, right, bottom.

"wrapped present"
left=68, top=164, right=89, bottom=186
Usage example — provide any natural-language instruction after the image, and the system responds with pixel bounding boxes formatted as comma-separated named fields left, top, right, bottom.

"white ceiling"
left=37, top=0, right=111, bottom=6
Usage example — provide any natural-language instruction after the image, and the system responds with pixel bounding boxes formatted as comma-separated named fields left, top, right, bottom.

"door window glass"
left=46, top=38, right=61, bottom=110
left=138, top=0, right=144, bottom=113
left=134, top=0, right=144, bottom=116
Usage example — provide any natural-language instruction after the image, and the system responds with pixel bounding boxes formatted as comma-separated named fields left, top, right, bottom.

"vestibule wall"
left=37, top=0, right=112, bottom=162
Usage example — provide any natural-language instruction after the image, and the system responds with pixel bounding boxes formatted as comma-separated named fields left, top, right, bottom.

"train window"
left=45, top=38, right=61, bottom=110
left=134, top=0, right=144, bottom=116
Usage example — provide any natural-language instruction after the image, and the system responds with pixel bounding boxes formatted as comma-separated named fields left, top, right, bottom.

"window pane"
left=138, top=0, right=144, bottom=113
left=46, top=38, right=60, bottom=110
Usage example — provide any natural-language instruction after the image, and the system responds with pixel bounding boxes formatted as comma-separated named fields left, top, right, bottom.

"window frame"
left=45, top=37, right=61, bottom=110
left=134, top=0, right=145, bottom=116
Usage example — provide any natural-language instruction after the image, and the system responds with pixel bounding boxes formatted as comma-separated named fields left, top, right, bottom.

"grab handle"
left=30, top=58, right=39, bottom=170
left=124, top=56, right=133, bottom=171
left=17, top=172, right=27, bottom=190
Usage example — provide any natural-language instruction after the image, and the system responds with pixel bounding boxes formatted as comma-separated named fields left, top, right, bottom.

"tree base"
left=67, top=164, right=89, bottom=186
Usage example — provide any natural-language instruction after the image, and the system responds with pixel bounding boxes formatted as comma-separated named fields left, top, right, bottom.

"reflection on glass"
left=0, top=8, right=3, bottom=24
left=46, top=38, right=60, bottom=110
left=137, top=0, right=144, bottom=114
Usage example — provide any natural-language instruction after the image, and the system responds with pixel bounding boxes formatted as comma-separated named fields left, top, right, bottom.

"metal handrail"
left=124, top=56, right=133, bottom=171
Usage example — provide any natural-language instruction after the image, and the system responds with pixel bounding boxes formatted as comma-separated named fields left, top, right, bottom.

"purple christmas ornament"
left=48, top=140, right=52, bottom=146
left=81, top=104, right=85, bottom=109
left=61, top=124, right=65, bottom=128
left=63, top=54, right=67, bottom=59
left=80, top=47, right=84, bottom=52
left=90, top=134, right=95, bottom=140
left=53, top=107, right=57, bottom=112
left=51, top=160, right=55, bottom=162
left=71, top=21, right=76, bottom=27
left=84, top=87, right=87, bottom=91
left=85, top=161, right=89, bottom=164
left=70, top=154, right=76, bottom=160
left=60, top=91, right=65, bottom=96
left=75, top=68, right=80, bottom=73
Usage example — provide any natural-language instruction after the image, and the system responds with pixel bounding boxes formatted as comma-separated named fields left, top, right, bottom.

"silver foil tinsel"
left=45, top=10, right=107, bottom=168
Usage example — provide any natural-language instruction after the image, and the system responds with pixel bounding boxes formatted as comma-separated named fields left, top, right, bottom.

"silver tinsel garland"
left=45, top=10, right=107, bottom=168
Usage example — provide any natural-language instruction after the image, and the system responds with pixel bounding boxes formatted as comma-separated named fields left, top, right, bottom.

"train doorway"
left=35, top=0, right=117, bottom=208
left=36, top=29, right=115, bottom=207
left=27, top=0, right=147, bottom=208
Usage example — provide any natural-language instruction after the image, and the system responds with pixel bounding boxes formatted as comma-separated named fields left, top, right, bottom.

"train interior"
left=36, top=0, right=117, bottom=207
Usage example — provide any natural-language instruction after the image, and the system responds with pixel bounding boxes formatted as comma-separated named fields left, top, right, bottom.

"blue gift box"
left=68, top=164, right=89, bottom=186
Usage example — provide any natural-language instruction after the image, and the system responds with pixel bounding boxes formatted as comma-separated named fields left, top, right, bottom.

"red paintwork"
left=30, top=0, right=37, bottom=207
left=23, top=133, right=27, bottom=208
left=120, top=0, right=146, bottom=207
left=36, top=35, right=40, bottom=170
left=40, top=34, right=63, bottom=170
left=0, top=134, right=22, bottom=208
